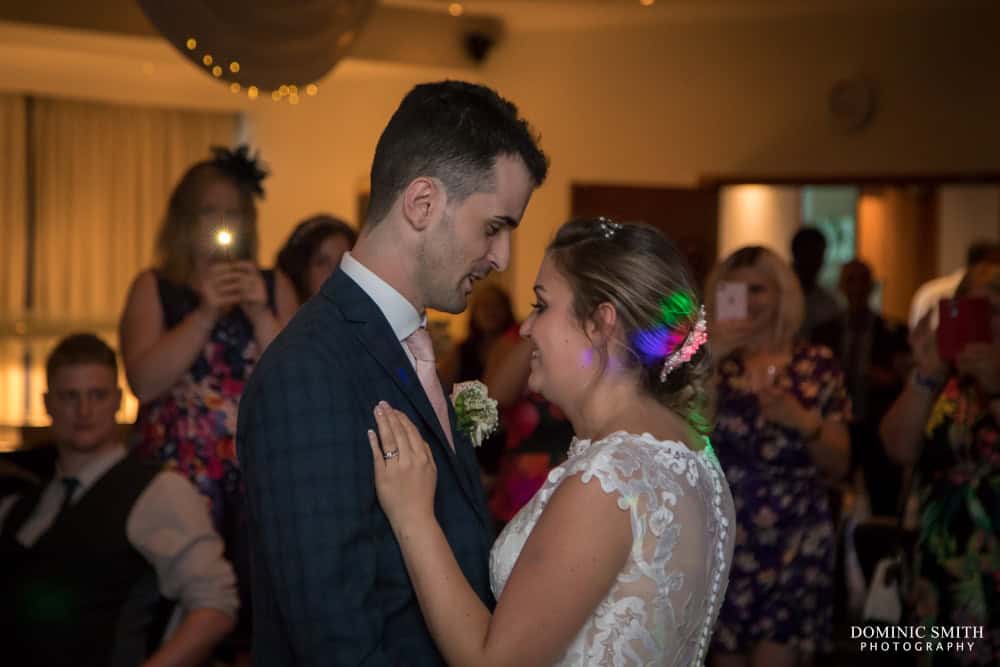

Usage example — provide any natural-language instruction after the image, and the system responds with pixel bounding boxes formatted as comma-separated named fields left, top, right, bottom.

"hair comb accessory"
left=597, top=217, right=622, bottom=240
left=659, top=305, right=708, bottom=382
left=211, top=144, right=269, bottom=198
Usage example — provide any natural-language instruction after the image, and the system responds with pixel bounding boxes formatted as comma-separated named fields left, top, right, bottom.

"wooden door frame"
left=570, top=182, right=721, bottom=285
left=700, top=170, right=1000, bottom=261
left=700, top=171, right=1000, bottom=321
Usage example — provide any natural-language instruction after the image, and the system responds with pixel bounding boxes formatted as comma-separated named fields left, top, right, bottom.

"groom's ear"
left=400, top=176, right=446, bottom=232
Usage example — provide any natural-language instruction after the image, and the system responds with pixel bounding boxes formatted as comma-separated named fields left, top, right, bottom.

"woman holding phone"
left=880, top=261, right=1000, bottom=666
left=706, top=246, right=851, bottom=667
left=119, top=146, right=296, bottom=659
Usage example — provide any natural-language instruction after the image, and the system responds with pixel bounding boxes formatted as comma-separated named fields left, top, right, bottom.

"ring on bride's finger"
left=382, top=449, right=400, bottom=460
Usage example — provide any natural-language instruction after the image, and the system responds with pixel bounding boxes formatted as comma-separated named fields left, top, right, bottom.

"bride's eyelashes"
left=530, top=301, right=547, bottom=313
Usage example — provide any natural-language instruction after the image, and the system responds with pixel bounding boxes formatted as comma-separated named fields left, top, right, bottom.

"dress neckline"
left=568, top=430, right=710, bottom=459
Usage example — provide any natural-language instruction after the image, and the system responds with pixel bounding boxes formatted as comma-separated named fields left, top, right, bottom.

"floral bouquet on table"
left=450, top=381, right=499, bottom=448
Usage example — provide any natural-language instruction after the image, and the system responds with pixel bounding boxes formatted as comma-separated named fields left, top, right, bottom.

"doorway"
left=573, top=176, right=1000, bottom=324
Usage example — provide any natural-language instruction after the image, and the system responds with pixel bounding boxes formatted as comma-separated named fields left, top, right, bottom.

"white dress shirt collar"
left=340, top=251, right=425, bottom=341
left=54, top=444, right=127, bottom=496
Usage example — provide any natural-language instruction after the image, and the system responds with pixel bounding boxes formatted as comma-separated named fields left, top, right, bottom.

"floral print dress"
left=131, top=272, right=275, bottom=530
left=130, top=272, right=275, bottom=647
left=915, top=378, right=999, bottom=666
left=711, top=343, right=851, bottom=655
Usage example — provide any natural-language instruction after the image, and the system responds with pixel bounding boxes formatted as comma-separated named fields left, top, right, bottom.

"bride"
left=369, top=218, right=735, bottom=666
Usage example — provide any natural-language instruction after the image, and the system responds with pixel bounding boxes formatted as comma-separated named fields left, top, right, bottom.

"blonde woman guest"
left=119, top=146, right=296, bottom=657
left=707, top=246, right=851, bottom=667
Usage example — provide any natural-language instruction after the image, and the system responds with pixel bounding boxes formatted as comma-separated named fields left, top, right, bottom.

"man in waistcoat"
left=0, top=333, right=238, bottom=667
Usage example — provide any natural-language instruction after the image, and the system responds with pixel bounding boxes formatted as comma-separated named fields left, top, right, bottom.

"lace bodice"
left=490, top=431, right=735, bottom=666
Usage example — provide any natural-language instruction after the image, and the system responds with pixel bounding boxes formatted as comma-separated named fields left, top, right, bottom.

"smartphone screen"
left=937, top=297, right=992, bottom=363
left=717, top=282, right=749, bottom=321
left=212, top=227, right=248, bottom=261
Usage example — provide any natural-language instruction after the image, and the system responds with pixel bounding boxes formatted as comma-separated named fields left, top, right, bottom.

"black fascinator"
left=211, top=144, right=269, bottom=198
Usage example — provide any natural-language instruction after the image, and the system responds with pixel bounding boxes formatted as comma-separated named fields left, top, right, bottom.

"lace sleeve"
left=547, top=433, right=734, bottom=666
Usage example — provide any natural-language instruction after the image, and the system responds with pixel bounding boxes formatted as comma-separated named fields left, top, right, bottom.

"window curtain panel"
left=0, top=97, right=236, bottom=428
left=0, top=93, right=27, bottom=320
left=0, top=94, right=28, bottom=438
left=30, top=97, right=236, bottom=326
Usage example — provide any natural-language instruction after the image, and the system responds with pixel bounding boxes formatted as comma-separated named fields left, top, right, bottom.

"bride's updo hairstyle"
left=546, top=218, right=712, bottom=434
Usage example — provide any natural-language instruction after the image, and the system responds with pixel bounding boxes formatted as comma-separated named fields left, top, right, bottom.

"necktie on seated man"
left=57, top=477, right=80, bottom=517
left=404, top=326, right=455, bottom=451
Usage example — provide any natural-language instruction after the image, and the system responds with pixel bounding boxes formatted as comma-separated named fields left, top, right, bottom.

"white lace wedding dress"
left=490, top=431, right=735, bottom=666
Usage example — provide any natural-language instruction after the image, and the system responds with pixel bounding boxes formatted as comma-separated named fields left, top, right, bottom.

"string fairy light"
left=173, top=34, right=324, bottom=104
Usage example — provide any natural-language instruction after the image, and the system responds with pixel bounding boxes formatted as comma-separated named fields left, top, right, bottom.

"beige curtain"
left=0, top=97, right=235, bottom=429
left=30, top=97, right=236, bottom=325
left=0, top=95, right=27, bottom=440
left=0, top=94, right=27, bottom=320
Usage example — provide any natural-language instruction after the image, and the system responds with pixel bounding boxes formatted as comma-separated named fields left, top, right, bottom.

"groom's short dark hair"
left=364, top=80, right=548, bottom=227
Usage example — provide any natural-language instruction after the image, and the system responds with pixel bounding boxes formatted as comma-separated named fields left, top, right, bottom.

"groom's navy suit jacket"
left=237, top=269, right=495, bottom=666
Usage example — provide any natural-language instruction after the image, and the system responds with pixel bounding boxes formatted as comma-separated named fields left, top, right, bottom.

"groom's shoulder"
left=255, top=298, right=355, bottom=376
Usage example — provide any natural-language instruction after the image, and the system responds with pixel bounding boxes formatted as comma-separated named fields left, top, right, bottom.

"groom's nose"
left=486, top=232, right=510, bottom=272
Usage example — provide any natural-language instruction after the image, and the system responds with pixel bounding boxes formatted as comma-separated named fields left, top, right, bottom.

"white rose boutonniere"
left=450, top=380, right=499, bottom=447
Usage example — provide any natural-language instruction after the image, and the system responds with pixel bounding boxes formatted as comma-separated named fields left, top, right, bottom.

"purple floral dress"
left=130, top=272, right=274, bottom=646
left=711, top=343, right=851, bottom=655
left=131, top=272, right=273, bottom=521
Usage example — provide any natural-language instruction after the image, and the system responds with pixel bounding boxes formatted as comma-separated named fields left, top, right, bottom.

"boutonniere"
left=450, top=381, right=499, bottom=447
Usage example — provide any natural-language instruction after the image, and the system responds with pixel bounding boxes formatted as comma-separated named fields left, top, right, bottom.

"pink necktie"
left=404, top=327, right=455, bottom=451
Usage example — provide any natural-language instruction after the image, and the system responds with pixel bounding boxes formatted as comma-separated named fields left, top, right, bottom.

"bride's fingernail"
left=374, top=404, right=382, bottom=416
left=367, top=429, right=376, bottom=440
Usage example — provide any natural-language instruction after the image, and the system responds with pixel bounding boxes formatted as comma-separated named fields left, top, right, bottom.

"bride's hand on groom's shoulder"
left=368, top=402, right=438, bottom=528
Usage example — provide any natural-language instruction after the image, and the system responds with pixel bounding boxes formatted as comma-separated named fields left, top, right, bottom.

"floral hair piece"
left=659, top=305, right=708, bottom=382
left=211, top=144, right=269, bottom=198
left=597, top=217, right=622, bottom=240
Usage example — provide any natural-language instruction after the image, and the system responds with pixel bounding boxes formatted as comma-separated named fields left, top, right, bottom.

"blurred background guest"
left=881, top=261, right=1000, bottom=667
left=791, top=227, right=842, bottom=340
left=707, top=246, right=851, bottom=667
left=0, top=334, right=237, bottom=667
left=441, top=284, right=519, bottom=479
left=482, top=335, right=574, bottom=530
left=813, top=259, right=910, bottom=517
left=275, top=213, right=357, bottom=308
left=118, top=146, right=295, bottom=662
left=441, top=283, right=574, bottom=529
left=908, top=241, right=1000, bottom=330
left=442, top=283, right=517, bottom=391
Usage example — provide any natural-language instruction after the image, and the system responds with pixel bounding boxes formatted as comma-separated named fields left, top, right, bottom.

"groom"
left=237, top=81, right=548, bottom=666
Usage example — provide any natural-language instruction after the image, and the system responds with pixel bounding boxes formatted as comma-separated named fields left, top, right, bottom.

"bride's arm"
left=370, top=406, right=631, bottom=667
